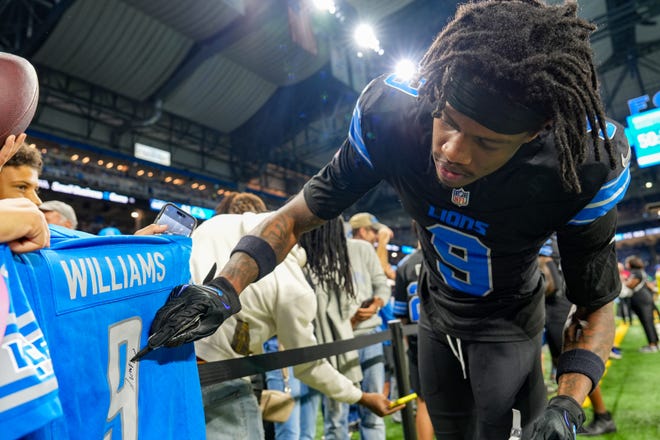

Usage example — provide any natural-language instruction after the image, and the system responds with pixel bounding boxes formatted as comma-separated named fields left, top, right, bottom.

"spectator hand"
left=132, top=276, right=241, bottom=361
left=0, top=133, right=26, bottom=170
left=358, top=392, right=404, bottom=417
left=134, top=223, right=168, bottom=236
left=351, top=298, right=382, bottom=328
left=0, top=198, right=50, bottom=253
left=377, top=225, right=394, bottom=242
left=530, top=395, right=585, bottom=439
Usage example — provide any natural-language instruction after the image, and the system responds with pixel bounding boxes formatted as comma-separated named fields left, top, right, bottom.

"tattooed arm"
left=138, top=192, right=328, bottom=355
left=554, top=209, right=619, bottom=403
left=220, top=192, right=325, bottom=293
left=558, top=302, right=615, bottom=403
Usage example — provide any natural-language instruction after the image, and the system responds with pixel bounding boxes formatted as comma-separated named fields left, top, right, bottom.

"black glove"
left=529, top=395, right=585, bottom=439
left=132, top=276, right=241, bottom=361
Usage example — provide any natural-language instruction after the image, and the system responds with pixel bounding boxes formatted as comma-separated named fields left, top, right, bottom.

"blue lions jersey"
left=0, top=244, right=62, bottom=440
left=15, top=229, right=205, bottom=440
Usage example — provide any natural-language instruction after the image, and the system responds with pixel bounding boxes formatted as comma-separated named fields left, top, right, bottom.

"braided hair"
left=299, top=217, right=355, bottom=299
left=418, top=0, right=616, bottom=192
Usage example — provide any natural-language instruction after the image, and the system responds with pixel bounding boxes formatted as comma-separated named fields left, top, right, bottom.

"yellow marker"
left=389, top=392, right=418, bottom=408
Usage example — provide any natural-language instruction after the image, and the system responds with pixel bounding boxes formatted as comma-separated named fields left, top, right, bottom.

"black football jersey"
left=393, top=249, right=424, bottom=322
left=303, top=74, right=630, bottom=341
left=393, top=249, right=424, bottom=353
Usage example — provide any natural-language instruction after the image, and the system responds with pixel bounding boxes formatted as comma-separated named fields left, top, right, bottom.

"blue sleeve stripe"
left=0, top=376, right=59, bottom=411
left=393, top=301, right=408, bottom=316
left=568, top=166, right=630, bottom=225
left=586, top=164, right=629, bottom=204
left=348, top=104, right=374, bottom=169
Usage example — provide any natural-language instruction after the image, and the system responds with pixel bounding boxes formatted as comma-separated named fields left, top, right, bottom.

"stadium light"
left=354, top=23, right=383, bottom=55
left=313, top=0, right=336, bottom=14
left=394, top=59, right=417, bottom=81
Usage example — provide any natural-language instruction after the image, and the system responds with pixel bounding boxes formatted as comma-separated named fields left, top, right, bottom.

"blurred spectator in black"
left=393, top=241, right=434, bottom=440
left=624, top=255, right=659, bottom=353
left=538, top=236, right=572, bottom=388
left=616, top=262, right=633, bottom=327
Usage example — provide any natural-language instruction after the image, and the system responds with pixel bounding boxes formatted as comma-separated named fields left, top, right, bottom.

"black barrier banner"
left=198, top=324, right=419, bottom=386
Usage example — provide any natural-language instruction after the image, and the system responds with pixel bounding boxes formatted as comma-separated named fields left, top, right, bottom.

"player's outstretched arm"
left=558, top=302, right=615, bottom=399
left=138, top=192, right=325, bottom=358
left=220, top=191, right=325, bottom=292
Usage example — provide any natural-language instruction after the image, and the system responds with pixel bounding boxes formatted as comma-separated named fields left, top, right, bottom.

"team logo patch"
left=451, top=188, right=470, bottom=207
left=621, top=146, right=631, bottom=168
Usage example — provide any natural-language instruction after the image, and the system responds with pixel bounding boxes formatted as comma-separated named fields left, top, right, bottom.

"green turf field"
left=581, top=321, right=660, bottom=439
left=317, top=319, right=660, bottom=439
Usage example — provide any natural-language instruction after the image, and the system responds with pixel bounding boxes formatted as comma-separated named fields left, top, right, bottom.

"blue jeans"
left=357, top=330, right=386, bottom=440
left=324, top=395, right=351, bottom=440
left=299, top=382, right=321, bottom=440
left=263, top=337, right=317, bottom=439
left=265, top=367, right=305, bottom=439
left=202, top=378, right=263, bottom=440
left=303, top=386, right=350, bottom=440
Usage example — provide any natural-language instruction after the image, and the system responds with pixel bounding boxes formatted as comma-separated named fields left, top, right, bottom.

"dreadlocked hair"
left=299, top=217, right=355, bottom=299
left=418, top=0, right=616, bottom=192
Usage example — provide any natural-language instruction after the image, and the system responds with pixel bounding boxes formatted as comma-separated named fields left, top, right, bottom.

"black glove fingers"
left=150, top=300, right=186, bottom=333
left=142, top=278, right=242, bottom=357
left=149, top=300, right=204, bottom=347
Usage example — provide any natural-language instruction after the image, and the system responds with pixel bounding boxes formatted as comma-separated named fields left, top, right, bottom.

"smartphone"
left=154, top=203, right=197, bottom=237
left=389, top=392, right=418, bottom=408
left=360, top=297, right=375, bottom=309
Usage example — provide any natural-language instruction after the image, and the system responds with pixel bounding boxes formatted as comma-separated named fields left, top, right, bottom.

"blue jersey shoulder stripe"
left=348, top=104, right=374, bottom=169
left=393, top=300, right=408, bottom=316
left=568, top=166, right=630, bottom=225
left=383, top=74, right=423, bottom=97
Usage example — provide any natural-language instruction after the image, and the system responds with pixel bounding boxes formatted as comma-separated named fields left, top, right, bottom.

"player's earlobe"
left=527, top=120, right=553, bottom=142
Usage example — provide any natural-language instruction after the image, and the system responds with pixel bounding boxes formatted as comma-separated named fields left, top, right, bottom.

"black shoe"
left=579, top=412, right=617, bottom=436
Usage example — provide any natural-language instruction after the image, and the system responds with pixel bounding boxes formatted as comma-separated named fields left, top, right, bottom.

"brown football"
left=0, top=52, right=39, bottom=140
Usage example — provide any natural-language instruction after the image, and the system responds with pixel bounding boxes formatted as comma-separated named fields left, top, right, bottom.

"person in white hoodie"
left=190, top=211, right=397, bottom=439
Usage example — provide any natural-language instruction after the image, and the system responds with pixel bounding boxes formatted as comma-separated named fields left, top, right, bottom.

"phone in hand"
left=154, top=203, right=197, bottom=237
left=360, top=297, right=375, bottom=309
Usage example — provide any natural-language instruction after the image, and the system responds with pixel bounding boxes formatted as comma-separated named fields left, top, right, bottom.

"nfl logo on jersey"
left=451, top=188, right=470, bottom=207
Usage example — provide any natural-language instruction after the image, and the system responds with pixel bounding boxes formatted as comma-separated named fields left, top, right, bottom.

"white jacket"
left=191, top=212, right=363, bottom=404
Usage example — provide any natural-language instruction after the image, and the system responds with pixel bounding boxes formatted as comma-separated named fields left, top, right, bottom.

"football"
left=0, top=52, right=39, bottom=141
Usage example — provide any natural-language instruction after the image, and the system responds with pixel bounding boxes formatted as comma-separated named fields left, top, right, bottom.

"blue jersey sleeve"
left=0, top=245, right=63, bottom=440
